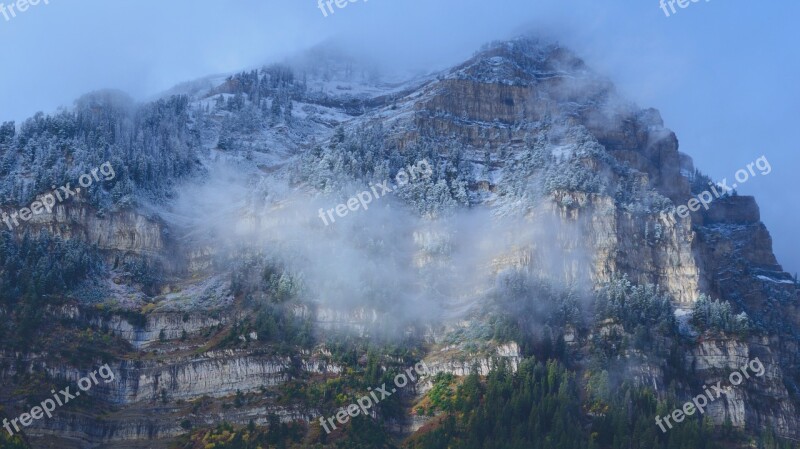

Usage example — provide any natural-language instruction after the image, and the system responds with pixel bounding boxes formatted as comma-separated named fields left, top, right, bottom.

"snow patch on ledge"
left=756, top=275, right=795, bottom=285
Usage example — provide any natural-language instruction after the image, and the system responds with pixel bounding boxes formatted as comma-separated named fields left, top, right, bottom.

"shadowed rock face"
left=2, top=38, right=798, bottom=447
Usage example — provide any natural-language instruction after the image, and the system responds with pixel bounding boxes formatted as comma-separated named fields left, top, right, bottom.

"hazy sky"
left=0, top=0, right=797, bottom=273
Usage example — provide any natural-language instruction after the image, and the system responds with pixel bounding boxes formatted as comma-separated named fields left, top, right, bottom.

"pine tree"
left=270, top=97, right=282, bottom=123
left=284, top=99, right=293, bottom=124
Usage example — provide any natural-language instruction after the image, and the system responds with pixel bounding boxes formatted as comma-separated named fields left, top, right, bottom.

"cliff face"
left=2, top=39, right=798, bottom=448
left=356, top=39, right=799, bottom=440
left=686, top=337, right=799, bottom=434
left=387, top=41, right=703, bottom=304
left=24, top=204, right=165, bottom=255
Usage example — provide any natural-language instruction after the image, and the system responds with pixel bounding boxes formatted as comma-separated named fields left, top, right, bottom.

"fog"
left=0, top=0, right=797, bottom=273
left=163, top=156, right=592, bottom=334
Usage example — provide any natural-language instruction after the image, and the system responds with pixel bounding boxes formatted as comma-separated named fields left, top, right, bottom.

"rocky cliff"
left=0, top=38, right=797, bottom=448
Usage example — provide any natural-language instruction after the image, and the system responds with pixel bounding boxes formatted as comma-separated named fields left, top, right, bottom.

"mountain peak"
left=445, top=37, right=590, bottom=86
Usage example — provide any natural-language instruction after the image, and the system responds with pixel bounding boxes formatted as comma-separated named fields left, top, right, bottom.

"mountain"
left=0, top=37, right=798, bottom=449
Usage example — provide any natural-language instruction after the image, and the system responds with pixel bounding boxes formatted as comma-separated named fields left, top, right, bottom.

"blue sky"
left=0, top=0, right=797, bottom=273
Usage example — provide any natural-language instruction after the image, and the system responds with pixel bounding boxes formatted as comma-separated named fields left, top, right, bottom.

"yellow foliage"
left=141, top=303, right=157, bottom=314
